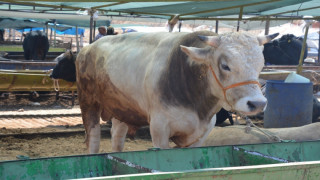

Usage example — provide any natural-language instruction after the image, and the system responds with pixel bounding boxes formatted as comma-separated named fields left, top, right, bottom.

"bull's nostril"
left=247, top=101, right=256, bottom=111
left=247, top=101, right=267, bottom=112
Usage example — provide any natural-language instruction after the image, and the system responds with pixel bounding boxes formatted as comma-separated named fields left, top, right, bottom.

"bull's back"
left=76, top=32, right=188, bottom=99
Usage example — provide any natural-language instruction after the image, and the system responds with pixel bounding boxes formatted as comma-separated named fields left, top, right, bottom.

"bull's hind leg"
left=81, top=103, right=102, bottom=154
left=111, top=118, right=128, bottom=152
left=100, top=110, right=128, bottom=152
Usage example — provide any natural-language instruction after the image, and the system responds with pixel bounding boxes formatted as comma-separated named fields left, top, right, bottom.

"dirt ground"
left=0, top=93, right=163, bottom=161
left=0, top=128, right=155, bottom=161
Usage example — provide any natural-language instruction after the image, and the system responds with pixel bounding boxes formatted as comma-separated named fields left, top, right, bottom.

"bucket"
left=264, top=80, right=313, bottom=128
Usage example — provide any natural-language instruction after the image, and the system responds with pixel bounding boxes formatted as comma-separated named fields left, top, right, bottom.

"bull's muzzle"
left=247, top=100, right=267, bottom=113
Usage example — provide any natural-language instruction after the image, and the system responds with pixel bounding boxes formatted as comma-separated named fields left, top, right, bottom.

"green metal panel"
left=81, top=161, right=320, bottom=180
left=111, top=146, right=238, bottom=171
left=2, top=141, right=320, bottom=179
left=0, top=154, right=150, bottom=180
left=1, top=155, right=110, bottom=180
left=237, top=141, right=320, bottom=162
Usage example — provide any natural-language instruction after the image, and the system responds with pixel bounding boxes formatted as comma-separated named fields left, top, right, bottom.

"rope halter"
left=208, top=65, right=261, bottom=107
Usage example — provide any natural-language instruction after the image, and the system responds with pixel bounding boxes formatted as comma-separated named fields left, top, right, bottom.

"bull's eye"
left=221, top=64, right=231, bottom=71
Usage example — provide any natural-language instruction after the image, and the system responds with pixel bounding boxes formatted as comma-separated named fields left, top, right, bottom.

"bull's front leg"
left=149, top=112, right=170, bottom=149
left=111, top=118, right=128, bottom=152
left=188, top=115, right=216, bottom=147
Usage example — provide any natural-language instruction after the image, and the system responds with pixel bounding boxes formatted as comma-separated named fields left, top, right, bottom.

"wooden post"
left=76, top=26, right=80, bottom=53
left=297, top=23, right=310, bottom=74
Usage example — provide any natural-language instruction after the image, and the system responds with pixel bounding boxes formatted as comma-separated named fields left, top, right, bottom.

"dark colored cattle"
left=23, top=31, right=49, bottom=60
left=263, top=34, right=308, bottom=65
left=313, top=96, right=320, bottom=122
left=50, top=51, right=76, bottom=82
left=216, top=108, right=234, bottom=125
left=0, top=29, right=4, bottom=42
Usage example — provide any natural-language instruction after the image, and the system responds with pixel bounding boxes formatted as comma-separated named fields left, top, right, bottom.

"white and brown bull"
left=76, top=31, right=278, bottom=153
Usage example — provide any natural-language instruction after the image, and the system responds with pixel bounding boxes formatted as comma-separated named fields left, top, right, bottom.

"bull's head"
left=180, top=32, right=279, bottom=116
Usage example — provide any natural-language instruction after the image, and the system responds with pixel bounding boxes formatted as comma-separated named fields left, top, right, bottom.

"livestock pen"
left=1, top=0, right=320, bottom=180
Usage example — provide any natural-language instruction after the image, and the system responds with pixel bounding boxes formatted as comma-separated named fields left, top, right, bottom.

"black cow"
left=313, top=96, right=320, bottom=123
left=263, top=34, right=308, bottom=65
left=0, top=29, right=4, bottom=42
left=50, top=50, right=76, bottom=82
left=23, top=31, right=49, bottom=60
left=216, top=108, right=234, bottom=125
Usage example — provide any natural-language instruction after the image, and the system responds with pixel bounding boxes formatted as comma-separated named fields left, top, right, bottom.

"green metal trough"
left=1, top=140, right=320, bottom=179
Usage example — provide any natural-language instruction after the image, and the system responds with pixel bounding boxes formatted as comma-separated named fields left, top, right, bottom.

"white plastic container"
left=284, top=72, right=310, bottom=83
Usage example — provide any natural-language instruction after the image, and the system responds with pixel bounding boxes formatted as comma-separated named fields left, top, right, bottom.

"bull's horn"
left=198, top=35, right=220, bottom=48
left=257, top=33, right=279, bottom=45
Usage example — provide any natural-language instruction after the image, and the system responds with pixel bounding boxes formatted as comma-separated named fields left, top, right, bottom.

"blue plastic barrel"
left=264, top=80, right=313, bottom=128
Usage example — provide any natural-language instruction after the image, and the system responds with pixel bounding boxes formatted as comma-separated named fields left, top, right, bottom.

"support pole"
left=297, top=22, right=311, bottom=74
left=45, top=23, right=49, bottom=36
left=265, top=16, right=270, bottom=35
left=318, top=28, right=320, bottom=63
left=237, top=21, right=240, bottom=32
left=237, top=7, right=243, bottom=32
left=89, top=12, right=93, bottom=44
left=54, top=21, right=57, bottom=47
left=215, top=20, right=219, bottom=34
left=12, top=29, right=15, bottom=41
left=8, top=29, right=11, bottom=41
left=93, top=21, right=96, bottom=38
left=20, top=30, right=23, bottom=42
left=76, top=26, right=80, bottom=53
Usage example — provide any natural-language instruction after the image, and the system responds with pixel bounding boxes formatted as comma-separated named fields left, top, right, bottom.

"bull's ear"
left=198, top=35, right=220, bottom=48
left=180, top=45, right=210, bottom=64
left=257, top=33, right=279, bottom=45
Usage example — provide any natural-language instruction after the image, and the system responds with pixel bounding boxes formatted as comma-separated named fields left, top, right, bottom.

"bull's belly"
left=103, top=101, right=149, bottom=128
left=78, top=77, right=149, bottom=129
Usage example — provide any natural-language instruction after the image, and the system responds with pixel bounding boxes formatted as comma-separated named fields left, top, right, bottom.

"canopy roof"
left=0, top=0, right=319, bottom=20
left=0, top=0, right=319, bottom=29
